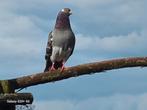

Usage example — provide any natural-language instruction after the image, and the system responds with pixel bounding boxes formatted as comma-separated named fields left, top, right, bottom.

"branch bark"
left=7, top=57, right=147, bottom=90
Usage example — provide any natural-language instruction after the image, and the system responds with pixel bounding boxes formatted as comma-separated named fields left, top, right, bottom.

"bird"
left=44, top=8, right=75, bottom=72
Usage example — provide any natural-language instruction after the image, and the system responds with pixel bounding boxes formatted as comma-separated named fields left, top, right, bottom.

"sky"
left=0, top=0, right=147, bottom=110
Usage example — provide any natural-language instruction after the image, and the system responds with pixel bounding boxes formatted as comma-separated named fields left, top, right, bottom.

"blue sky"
left=0, top=0, right=147, bottom=110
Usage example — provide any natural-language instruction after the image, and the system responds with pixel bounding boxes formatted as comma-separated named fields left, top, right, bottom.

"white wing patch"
left=50, top=46, right=72, bottom=63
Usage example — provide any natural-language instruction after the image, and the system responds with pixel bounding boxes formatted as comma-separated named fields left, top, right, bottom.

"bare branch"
left=8, top=57, right=147, bottom=90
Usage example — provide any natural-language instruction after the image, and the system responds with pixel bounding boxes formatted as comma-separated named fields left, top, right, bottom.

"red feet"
left=50, top=63, right=55, bottom=71
left=60, top=62, right=65, bottom=72
left=49, top=62, right=65, bottom=72
left=60, top=66, right=65, bottom=72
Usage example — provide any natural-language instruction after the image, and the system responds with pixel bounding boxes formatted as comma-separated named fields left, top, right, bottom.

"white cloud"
left=76, top=30, right=147, bottom=55
left=34, top=93, right=147, bottom=110
left=0, top=2, right=47, bottom=77
left=0, top=37, right=41, bottom=56
left=68, top=0, right=125, bottom=8
left=0, top=0, right=146, bottom=58
left=70, top=0, right=147, bottom=37
left=34, top=100, right=74, bottom=110
left=0, top=2, right=46, bottom=57
left=0, top=16, right=45, bottom=58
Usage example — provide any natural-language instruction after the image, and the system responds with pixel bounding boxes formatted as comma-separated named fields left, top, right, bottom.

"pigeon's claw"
left=50, top=63, right=56, bottom=71
left=60, top=62, right=65, bottom=72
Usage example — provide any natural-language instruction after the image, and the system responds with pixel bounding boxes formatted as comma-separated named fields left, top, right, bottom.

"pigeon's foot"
left=60, top=66, right=65, bottom=72
left=60, top=62, right=65, bottom=72
left=50, top=67, right=55, bottom=71
left=50, top=63, right=56, bottom=71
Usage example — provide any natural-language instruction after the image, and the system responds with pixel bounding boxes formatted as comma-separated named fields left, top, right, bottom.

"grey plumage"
left=44, top=32, right=53, bottom=72
left=44, top=8, right=75, bottom=72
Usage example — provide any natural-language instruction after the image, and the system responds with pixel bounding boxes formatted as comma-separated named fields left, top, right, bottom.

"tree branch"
left=8, top=57, right=147, bottom=90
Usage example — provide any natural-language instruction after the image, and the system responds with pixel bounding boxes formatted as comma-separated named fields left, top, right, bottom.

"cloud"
left=0, top=0, right=146, bottom=37
left=0, top=0, right=146, bottom=58
left=0, top=36, right=41, bottom=56
left=34, top=93, right=147, bottom=110
left=0, top=14, right=45, bottom=59
left=71, top=0, right=147, bottom=36
left=75, top=30, right=147, bottom=56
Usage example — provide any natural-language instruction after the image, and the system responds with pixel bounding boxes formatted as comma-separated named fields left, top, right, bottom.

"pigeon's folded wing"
left=45, top=31, right=53, bottom=60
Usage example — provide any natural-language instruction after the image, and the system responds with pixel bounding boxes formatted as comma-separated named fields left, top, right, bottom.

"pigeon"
left=44, top=8, right=75, bottom=72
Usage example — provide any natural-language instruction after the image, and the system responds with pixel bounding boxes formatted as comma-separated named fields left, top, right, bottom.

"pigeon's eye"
left=67, top=9, right=71, bottom=12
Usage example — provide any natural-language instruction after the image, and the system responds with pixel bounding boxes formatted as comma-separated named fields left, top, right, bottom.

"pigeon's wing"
left=44, top=31, right=53, bottom=72
left=68, top=33, right=76, bottom=57
left=45, top=31, right=53, bottom=59
left=61, top=32, right=75, bottom=63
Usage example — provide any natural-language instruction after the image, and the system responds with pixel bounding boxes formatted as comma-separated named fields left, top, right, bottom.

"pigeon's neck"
left=55, top=13, right=71, bottom=29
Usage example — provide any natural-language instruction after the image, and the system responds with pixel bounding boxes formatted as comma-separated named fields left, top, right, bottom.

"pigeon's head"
left=60, top=8, right=72, bottom=16
left=55, top=8, right=72, bottom=29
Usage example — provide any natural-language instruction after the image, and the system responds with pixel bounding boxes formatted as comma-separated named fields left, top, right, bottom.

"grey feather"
left=44, top=31, right=53, bottom=72
left=50, top=29, right=75, bottom=63
left=45, top=31, right=53, bottom=59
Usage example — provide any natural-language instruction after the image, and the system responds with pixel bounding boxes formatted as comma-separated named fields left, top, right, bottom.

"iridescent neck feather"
left=55, top=12, right=71, bottom=29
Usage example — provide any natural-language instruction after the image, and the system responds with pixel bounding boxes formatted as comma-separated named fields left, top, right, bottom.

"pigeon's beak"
left=69, top=11, right=72, bottom=15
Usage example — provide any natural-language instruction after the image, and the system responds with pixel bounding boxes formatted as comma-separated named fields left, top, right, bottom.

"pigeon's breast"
left=52, top=29, right=74, bottom=48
